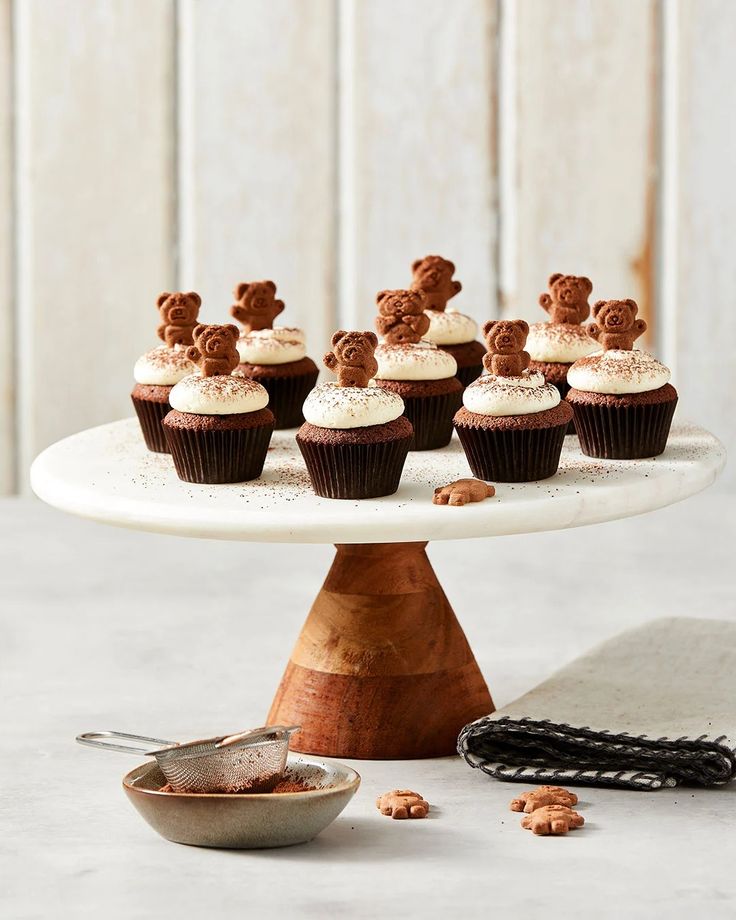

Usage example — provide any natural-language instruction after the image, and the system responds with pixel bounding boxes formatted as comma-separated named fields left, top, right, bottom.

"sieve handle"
left=76, top=731, right=177, bottom=756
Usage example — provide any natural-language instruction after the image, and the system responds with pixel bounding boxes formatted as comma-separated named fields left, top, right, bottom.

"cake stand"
left=30, top=419, right=725, bottom=759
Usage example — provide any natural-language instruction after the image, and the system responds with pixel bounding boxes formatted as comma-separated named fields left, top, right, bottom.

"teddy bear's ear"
left=411, top=258, right=424, bottom=273
left=185, top=292, right=201, bottom=307
left=192, top=323, right=206, bottom=340
left=514, top=319, right=529, bottom=336
left=225, top=324, right=240, bottom=339
left=482, top=320, right=497, bottom=337
left=444, top=258, right=456, bottom=274
left=234, top=282, right=250, bottom=300
left=156, top=292, right=171, bottom=308
left=365, top=331, right=378, bottom=348
left=624, top=298, right=638, bottom=315
left=331, top=329, right=348, bottom=346
left=376, top=290, right=391, bottom=304
left=592, top=300, right=607, bottom=318
left=581, top=276, right=592, bottom=294
left=548, top=273, right=563, bottom=287
left=265, top=280, right=277, bottom=295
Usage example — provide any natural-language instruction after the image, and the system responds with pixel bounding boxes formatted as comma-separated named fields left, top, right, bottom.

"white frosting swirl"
left=237, top=328, right=307, bottom=365
left=374, top=342, right=457, bottom=381
left=463, top=371, right=561, bottom=417
left=526, top=322, right=598, bottom=363
left=567, top=350, right=671, bottom=395
left=303, top=382, right=404, bottom=429
left=169, top=374, right=269, bottom=415
left=422, top=309, right=478, bottom=346
left=133, top=345, right=195, bottom=386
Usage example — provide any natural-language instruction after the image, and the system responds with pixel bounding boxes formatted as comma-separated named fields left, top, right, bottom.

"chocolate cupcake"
left=130, top=291, right=201, bottom=452
left=163, top=323, right=274, bottom=483
left=297, top=330, right=412, bottom=499
left=230, top=280, right=319, bottom=429
left=411, top=255, right=486, bottom=386
left=372, top=289, right=463, bottom=450
left=566, top=298, right=677, bottom=459
left=454, top=319, right=572, bottom=481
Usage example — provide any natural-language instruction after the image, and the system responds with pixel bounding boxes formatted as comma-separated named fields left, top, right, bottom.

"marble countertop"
left=2, top=493, right=735, bottom=919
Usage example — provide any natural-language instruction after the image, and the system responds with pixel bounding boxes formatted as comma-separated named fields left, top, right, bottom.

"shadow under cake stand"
left=30, top=419, right=725, bottom=759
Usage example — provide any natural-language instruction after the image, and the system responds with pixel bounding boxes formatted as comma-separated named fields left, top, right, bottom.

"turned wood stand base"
left=267, top=542, right=494, bottom=759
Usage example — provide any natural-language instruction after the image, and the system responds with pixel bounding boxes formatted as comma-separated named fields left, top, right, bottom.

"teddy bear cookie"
left=432, top=479, right=495, bottom=506
left=131, top=292, right=201, bottom=453
left=411, top=255, right=486, bottom=386
left=566, top=297, right=678, bottom=459
left=539, top=273, right=592, bottom=326
left=162, top=323, right=275, bottom=484
left=372, top=289, right=462, bottom=451
left=510, top=785, right=578, bottom=813
left=520, top=804, right=585, bottom=836
left=376, top=790, right=430, bottom=820
left=297, top=330, right=413, bottom=499
left=230, top=280, right=318, bottom=430
left=453, top=318, right=572, bottom=482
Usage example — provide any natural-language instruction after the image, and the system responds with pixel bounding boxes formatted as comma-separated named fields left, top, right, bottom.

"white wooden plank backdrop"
left=3, top=0, right=734, bottom=492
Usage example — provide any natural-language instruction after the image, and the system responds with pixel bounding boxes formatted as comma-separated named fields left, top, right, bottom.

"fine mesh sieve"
left=77, top=725, right=300, bottom=793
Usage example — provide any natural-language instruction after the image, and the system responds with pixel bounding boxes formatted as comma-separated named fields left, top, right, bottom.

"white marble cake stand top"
left=29, top=418, right=725, bottom=544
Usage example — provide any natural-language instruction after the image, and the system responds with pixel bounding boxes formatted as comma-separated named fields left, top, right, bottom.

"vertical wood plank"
left=673, top=0, right=736, bottom=487
left=178, top=0, right=336, bottom=355
left=15, top=0, right=175, bottom=483
left=503, top=0, right=658, bottom=338
left=340, top=0, right=498, bottom=330
left=0, top=0, right=12, bottom=493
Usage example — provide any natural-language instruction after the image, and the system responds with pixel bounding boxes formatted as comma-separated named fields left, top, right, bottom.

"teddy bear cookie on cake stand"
left=566, top=298, right=678, bottom=459
left=162, top=323, right=275, bottom=483
left=454, top=319, right=572, bottom=481
left=371, top=289, right=463, bottom=451
left=230, top=280, right=319, bottom=430
left=130, top=292, right=201, bottom=453
left=297, top=330, right=413, bottom=499
left=410, top=255, right=487, bottom=387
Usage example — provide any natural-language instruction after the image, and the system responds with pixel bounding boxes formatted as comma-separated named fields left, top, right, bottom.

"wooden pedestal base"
left=267, top=542, right=494, bottom=759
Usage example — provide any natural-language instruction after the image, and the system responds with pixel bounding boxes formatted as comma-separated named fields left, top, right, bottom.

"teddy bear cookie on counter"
left=566, top=298, right=678, bottom=460
left=372, top=289, right=462, bottom=451
left=230, top=280, right=319, bottom=430
left=297, top=330, right=413, bottom=499
left=411, top=255, right=486, bottom=386
left=130, top=292, right=201, bottom=453
left=162, top=322, right=275, bottom=484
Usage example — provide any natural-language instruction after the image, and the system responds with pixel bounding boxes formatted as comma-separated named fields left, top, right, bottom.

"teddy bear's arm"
left=375, top=316, right=396, bottom=336
left=323, top=351, right=338, bottom=370
left=633, top=318, right=647, bottom=336
left=185, top=345, right=201, bottom=365
left=272, top=299, right=285, bottom=317
left=538, top=292, right=553, bottom=313
left=587, top=323, right=602, bottom=341
left=230, top=304, right=250, bottom=324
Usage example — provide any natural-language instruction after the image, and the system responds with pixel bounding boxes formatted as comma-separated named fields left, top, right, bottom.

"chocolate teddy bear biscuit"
left=375, top=289, right=430, bottom=345
left=376, top=790, right=430, bottom=820
left=510, top=785, right=579, bottom=814
left=323, top=330, right=379, bottom=388
left=411, top=255, right=462, bottom=313
left=588, top=298, right=647, bottom=351
left=538, top=273, right=592, bottom=325
left=230, top=280, right=285, bottom=333
left=482, top=320, right=530, bottom=377
left=520, top=804, right=585, bottom=836
left=186, top=324, right=241, bottom=377
left=156, top=291, right=202, bottom=348
left=433, top=479, right=495, bottom=506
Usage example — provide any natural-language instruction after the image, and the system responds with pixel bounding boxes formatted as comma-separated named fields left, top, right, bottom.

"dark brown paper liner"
left=455, top=364, right=484, bottom=388
left=570, top=396, right=678, bottom=459
left=547, top=379, right=577, bottom=436
left=249, top=369, right=319, bottom=430
left=164, top=421, right=274, bottom=483
left=455, top=420, right=569, bottom=482
left=401, top=389, right=464, bottom=451
left=131, top=395, right=171, bottom=453
left=297, top=433, right=412, bottom=499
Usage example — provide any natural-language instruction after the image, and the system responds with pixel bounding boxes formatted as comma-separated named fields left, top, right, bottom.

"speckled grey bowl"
left=123, top=753, right=360, bottom=849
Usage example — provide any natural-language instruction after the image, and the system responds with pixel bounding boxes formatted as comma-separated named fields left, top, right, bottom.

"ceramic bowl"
left=123, top=752, right=360, bottom=849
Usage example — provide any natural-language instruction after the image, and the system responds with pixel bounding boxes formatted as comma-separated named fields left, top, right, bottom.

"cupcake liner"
left=455, top=420, right=569, bottom=482
left=297, top=434, right=412, bottom=499
left=250, top=369, right=319, bottom=430
left=164, top=421, right=274, bottom=483
left=131, top=395, right=170, bottom=453
left=402, top=388, right=464, bottom=451
left=571, top=396, right=678, bottom=459
left=455, top=364, right=484, bottom=388
left=547, top=380, right=577, bottom=436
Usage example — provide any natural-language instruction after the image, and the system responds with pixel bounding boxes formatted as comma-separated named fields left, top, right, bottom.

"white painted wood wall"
left=1, top=0, right=733, bottom=493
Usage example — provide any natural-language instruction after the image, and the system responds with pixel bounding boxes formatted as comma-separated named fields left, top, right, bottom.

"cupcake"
left=372, top=289, right=463, bottom=450
left=230, top=280, right=319, bottom=429
left=454, top=319, right=572, bottom=481
left=297, top=330, right=413, bottom=499
left=566, top=298, right=677, bottom=459
left=163, top=323, right=275, bottom=483
left=130, top=291, right=200, bottom=452
left=411, top=254, right=486, bottom=386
